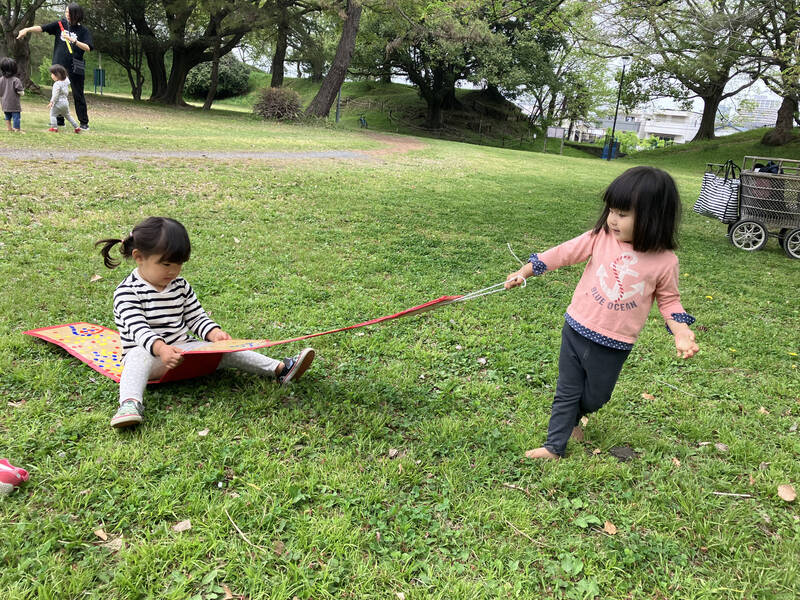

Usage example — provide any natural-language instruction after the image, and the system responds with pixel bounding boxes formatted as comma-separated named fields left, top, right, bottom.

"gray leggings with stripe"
left=119, top=341, right=282, bottom=404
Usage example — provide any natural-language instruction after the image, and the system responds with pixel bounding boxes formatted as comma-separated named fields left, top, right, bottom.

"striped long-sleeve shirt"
left=113, top=269, right=219, bottom=357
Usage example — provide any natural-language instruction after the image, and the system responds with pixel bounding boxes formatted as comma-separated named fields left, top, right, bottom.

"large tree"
left=86, top=0, right=147, bottom=99
left=354, top=0, right=564, bottom=130
left=305, top=0, right=361, bottom=116
left=89, top=0, right=263, bottom=104
left=0, top=0, right=48, bottom=89
left=749, top=0, right=799, bottom=145
left=597, top=0, right=764, bottom=140
left=265, top=0, right=320, bottom=87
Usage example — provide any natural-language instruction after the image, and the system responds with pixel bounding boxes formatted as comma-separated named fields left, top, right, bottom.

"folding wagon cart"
left=695, top=156, right=800, bottom=259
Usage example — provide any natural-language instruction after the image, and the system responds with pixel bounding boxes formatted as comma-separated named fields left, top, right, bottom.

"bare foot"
left=571, top=426, right=584, bottom=442
left=524, top=447, right=559, bottom=460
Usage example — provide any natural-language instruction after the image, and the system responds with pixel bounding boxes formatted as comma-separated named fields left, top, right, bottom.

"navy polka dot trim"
left=665, top=312, right=696, bottom=334
left=528, top=253, right=548, bottom=276
left=565, top=314, right=633, bottom=350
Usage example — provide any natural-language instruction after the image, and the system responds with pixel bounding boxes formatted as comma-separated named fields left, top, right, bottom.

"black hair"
left=0, top=57, right=17, bottom=78
left=96, top=217, right=192, bottom=269
left=66, top=3, right=84, bottom=25
left=49, top=64, right=68, bottom=81
left=593, top=166, right=681, bottom=252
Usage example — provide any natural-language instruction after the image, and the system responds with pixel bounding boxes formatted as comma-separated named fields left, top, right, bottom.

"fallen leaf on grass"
left=93, top=529, right=108, bottom=541
left=477, top=357, right=487, bottom=365
left=396, top=593, right=406, bottom=600
left=592, top=448, right=602, bottom=455
left=672, top=457, right=681, bottom=467
left=789, top=423, right=798, bottom=433
left=758, top=406, right=770, bottom=415
left=222, top=584, right=235, bottom=599
left=7, top=401, right=26, bottom=408
left=273, top=540, right=285, bottom=555
left=172, top=519, right=192, bottom=533
left=580, top=416, right=589, bottom=427
left=715, top=443, right=729, bottom=453
left=90, top=274, right=103, bottom=282
left=100, top=535, right=123, bottom=552
left=641, top=392, right=655, bottom=400
left=197, top=428, right=209, bottom=437
left=749, top=474, right=756, bottom=486
left=603, top=521, right=617, bottom=535
left=778, top=484, right=796, bottom=502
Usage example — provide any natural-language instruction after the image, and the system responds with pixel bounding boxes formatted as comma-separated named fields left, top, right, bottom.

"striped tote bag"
left=693, top=160, right=740, bottom=224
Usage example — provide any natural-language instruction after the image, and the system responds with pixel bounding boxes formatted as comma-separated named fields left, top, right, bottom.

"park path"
left=0, top=132, right=428, bottom=163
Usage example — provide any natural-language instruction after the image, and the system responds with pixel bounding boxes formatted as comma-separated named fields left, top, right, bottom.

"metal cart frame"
left=728, top=156, right=800, bottom=259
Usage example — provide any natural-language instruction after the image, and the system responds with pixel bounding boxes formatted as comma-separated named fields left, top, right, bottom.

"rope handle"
left=453, top=242, right=529, bottom=303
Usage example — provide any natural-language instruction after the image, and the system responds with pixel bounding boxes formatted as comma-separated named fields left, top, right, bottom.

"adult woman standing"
left=17, top=3, right=94, bottom=130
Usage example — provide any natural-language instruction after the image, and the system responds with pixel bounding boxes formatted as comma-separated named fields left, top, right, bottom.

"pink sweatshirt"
left=534, top=229, right=692, bottom=346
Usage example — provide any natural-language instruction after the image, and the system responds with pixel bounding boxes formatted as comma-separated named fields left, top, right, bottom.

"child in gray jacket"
left=0, top=57, right=24, bottom=132
left=48, top=64, right=79, bottom=133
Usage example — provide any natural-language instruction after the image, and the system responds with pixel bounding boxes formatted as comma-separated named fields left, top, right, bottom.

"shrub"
left=253, top=87, right=303, bottom=121
left=184, top=54, right=250, bottom=99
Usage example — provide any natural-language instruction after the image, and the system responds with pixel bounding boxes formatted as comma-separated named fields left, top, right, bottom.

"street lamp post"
left=607, top=55, right=631, bottom=160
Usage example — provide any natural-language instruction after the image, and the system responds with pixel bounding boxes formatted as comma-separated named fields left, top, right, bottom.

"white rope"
left=449, top=242, right=529, bottom=304
left=507, top=242, right=525, bottom=266
left=453, top=277, right=526, bottom=303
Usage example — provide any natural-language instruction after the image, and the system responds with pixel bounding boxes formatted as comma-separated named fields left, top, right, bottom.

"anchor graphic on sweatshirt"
left=596, top=253, right=645, bottom=302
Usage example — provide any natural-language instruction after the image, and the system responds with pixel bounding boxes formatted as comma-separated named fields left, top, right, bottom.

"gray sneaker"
left=278, top=348, right=315, bottom=385
left=111, top=399, right=144, bottom=428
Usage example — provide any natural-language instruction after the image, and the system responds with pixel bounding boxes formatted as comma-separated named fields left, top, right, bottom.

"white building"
left=592, top=109, right=703, bottom=144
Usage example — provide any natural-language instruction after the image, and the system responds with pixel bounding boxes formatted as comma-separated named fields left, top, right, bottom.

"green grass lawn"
left=1, top=98, right=799, bottom=599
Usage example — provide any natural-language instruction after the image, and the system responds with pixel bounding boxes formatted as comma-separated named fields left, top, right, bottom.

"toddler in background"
left=0, top=57, right=24, bottom=132
left=48, top=64, right=80, bottom=133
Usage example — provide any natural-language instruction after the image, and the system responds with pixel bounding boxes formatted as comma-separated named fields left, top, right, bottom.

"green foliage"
left=184, top=55, right=251, bottom=100
left=252, top=86, right=303, bottom=120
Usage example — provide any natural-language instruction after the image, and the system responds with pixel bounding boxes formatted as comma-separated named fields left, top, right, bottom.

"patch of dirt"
left=362, top=132, right=428, bottom=156
left=0, top=132, right=427, bottom=163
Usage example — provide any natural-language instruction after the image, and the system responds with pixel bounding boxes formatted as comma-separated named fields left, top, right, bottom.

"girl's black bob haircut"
left=96, top=217, right=191, bottom=269
left=593, top=166, right=681, bottom=252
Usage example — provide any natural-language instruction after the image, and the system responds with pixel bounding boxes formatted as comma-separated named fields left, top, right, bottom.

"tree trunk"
left=3, top=31, right=39, bottom=91
left=151, top=47, right=198, bottom=105
left=761, top=95, right=798, bottom=146
left=203, top=41, right=221, bottom=110
left=692, top=92, right=723, bottom=141
left=425, top=99, right=445, bottom=129
left=310, top=56, right=324, bottom=82
left=142, top=43, right=168, bottom=101
left=304, top=0, right=362, bottom=118
left=270, top=7, right=289, bottom=88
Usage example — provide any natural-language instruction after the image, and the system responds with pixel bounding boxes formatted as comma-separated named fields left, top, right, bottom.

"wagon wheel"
left=782, top=228, right=800, bottom=259
left=729, top=219, right=768, bottom=251
left=777, top=228, right=790, bottom=249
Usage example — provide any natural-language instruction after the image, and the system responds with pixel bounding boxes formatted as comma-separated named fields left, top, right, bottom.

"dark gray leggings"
left=544, top=323, right=631, bottom=456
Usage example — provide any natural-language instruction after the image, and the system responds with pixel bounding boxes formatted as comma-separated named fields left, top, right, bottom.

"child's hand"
left=48, top=101, right=53, bottom=108
left=674, top=329, right=699, bottom=359
left=504, top=271, right=526, bottom=289
left=207, top=328, right=231, bottom=342
left=157, top=344, right=184, bottom=369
